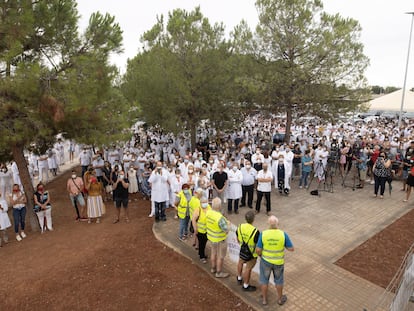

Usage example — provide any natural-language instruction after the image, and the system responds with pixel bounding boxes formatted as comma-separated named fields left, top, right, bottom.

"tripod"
left=307, top=160, right=334, bottom=194
left=341, top=161, right=357, bottom=191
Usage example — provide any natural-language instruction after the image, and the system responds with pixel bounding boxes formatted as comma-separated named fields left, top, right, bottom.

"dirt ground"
left=0, top=169, right=253, bottom=311
left=335, top=207, right=414, bottom=290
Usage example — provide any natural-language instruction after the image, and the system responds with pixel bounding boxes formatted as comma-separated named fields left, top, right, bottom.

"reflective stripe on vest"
left=206, top=210, right=226, bottom=242
left=237, top=223, right=258, bottom=258
left=261, top=229, right=285, bottom=265
left=197, top=205, right=211, bottom=234
left=189, top=196, right=200, bottom=219
left=177, top=191, right=191, bottom=219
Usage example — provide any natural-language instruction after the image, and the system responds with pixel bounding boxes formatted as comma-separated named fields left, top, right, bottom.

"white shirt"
left=148, top=168, right=169, bottom=202
left=256, top=169, right=273, bottom=192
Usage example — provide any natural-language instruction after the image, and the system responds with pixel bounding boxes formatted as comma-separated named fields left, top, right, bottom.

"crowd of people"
left=0, top=112, right=413, bottom=306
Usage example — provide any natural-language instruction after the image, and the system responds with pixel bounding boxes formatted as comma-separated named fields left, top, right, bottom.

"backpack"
left=239, top=226, right=256, bottom=261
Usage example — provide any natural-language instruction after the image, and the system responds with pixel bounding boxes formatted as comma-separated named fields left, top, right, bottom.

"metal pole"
left=398, top=12, right=414, bottom=128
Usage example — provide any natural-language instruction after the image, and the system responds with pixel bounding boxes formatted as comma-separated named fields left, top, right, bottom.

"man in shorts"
left=112, top=170, right=129, bottom=223
left=66, top=170, right=86, bottom=220
left=256, top=215, right=294, bottom=306
left=236, top=210, right=260, bottom=291
left=206, top=197, right=230, bottom=278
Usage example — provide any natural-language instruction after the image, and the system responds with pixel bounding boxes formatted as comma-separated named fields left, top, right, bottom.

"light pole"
left=398, top=12, right=414, bottom=128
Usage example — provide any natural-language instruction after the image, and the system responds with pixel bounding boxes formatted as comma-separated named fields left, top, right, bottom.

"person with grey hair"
left=255, top=163, right=273, bottom=215
left=256, top=215, right=294, bottom=306
left=206, top=197, right=230, bottom=278
left=236, top=210, right=260, bottom=291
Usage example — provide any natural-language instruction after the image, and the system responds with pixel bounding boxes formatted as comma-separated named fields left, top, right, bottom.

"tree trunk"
left=285, top=103, right=292, bottom=143
left=11, top=143, right=39, bottom=232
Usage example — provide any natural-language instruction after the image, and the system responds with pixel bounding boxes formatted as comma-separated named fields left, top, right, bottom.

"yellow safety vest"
left=176, top=190, right=191, bottom=219
left=196, top=205, right=211, bottom=234
left=188, top=196, right=200, bottom=219
left=261, top=229, right=285, bottom=265
left=237, top=223, right=258, bottom=258
left=206, top=210, right=227, bottom=243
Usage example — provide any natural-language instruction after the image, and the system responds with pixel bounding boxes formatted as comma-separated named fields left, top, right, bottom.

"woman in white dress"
left=0, top=193, right=11, bottom=246
left=85, top=173, right=105, bottom=224
left=0, top=164, right=12, bottom=200
left=128, top=167, right=138, bottom=193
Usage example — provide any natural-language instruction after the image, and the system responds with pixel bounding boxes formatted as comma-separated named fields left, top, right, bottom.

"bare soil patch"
left=0, top=169, right=253, bottom=311
left=335, top=208, right=414, bottom=289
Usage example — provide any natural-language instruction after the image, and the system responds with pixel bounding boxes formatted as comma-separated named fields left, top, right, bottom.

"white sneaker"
left=148, top=214, right=154, bottom=218
left=20, top=232, right=27, bottom=239
left=370, top=181, right=375, bottom=185
left=16, top=235, right=22, bottom=242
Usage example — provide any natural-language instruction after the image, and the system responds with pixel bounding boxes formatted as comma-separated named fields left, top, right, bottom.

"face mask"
left=184, top=189, right=190, bottom=194
left=188, top=170, right=194, bottom=174
left=232, top=167, right=237, bottom=171
left=119, top=174, right=124, bottom=179
left=245, top=165, right=251, bottom=169
left=201, top=203, right=208, bottom=208
left=184, top=159, right=189, bottom=163
left=199, top=157, right=203, bottom=161
left=72, top=174, right=76, bottom=179
left=157, top=166, right=162, bottom=170
left=209, top=160, right=213, bottom=164
left=176, top=174, right=181, bottom=178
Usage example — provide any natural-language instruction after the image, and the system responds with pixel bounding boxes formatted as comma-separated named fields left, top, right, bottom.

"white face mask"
left=201, top=203, right=208, bottom=208
left=245, top=165, right=251, bottom=169
left=232, top=167, right=238, bottom=171
left=71, top=174, right=76, bottom=179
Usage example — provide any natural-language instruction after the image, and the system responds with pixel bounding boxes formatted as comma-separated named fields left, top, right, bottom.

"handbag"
left=239, top=226, right=256, bottom=261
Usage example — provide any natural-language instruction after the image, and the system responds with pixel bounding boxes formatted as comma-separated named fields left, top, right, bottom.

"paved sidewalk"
left=153, top=176, right=413, bottom=310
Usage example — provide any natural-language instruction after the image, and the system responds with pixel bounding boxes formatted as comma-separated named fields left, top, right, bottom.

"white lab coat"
left=0, top=199, right=12, bottom=230
left=226, top=169, right=243, bottom=200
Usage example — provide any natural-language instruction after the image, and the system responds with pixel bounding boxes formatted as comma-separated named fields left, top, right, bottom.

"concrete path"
left=153, top=174, right=413, bottom=310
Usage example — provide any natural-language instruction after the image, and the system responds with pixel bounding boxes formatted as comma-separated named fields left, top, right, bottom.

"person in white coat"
left=11, top=161, right=22, bottom=188
left=227, top=163, right=243, bottom=214
left=0, top=194, right=11, bottom=246
left=0, top=164, right=13, bottom=200
left=148, top=161, right=170, bottom=221
left=274, top=155, right=291, bottom=195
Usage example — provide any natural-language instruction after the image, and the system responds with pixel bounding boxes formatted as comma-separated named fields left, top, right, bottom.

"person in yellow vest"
left=256, top=215, right=294, bottom=306
left=174, top=183, right=192, bottom=241
left=189, top=188, right=204, bottom=249
left=236, top=210, right=260, bottom=291
left=192, top=196, right=211, bottom=264
left=206, top=197, right=230, bottom=278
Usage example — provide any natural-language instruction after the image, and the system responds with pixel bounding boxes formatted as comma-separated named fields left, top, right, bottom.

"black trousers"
left=197, top=232, right=208, bottom=259
left=241, top=184, right=254, bottom=207
left=256, top=191, right=271, bottom=212
left=227, top=198, right=239, bottom=212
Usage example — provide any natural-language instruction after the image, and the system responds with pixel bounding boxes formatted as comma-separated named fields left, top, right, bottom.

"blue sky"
left=77, top=0, right=414, bottom=88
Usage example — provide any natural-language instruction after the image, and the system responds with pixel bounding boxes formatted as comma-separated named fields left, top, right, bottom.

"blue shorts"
left=70, top=194, right=85, bottom=207
left=259, top=259, right=284, bottom=285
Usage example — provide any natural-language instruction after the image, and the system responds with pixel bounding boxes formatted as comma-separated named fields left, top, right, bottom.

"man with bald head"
left=255, top=163, right=273, bottom=215
left=256, top=216, right=294, bottom=306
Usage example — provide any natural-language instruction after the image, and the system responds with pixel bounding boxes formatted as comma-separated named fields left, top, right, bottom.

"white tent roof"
left=367, top=89, right=414, bottom=112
